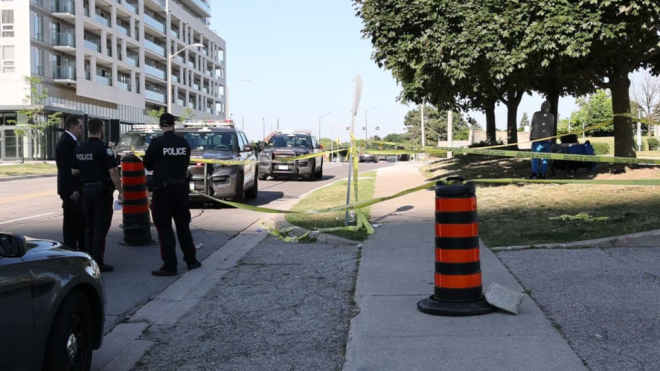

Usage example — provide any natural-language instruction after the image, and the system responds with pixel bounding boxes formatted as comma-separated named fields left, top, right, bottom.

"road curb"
left=491, top=228, right=660, bottom=252
left=0, top=173, right=57, bottom=182
left=271, top=216, right=357, bottom=246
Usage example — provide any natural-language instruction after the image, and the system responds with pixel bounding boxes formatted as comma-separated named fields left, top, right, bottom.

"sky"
left=212, top=0, right=580, bottom=143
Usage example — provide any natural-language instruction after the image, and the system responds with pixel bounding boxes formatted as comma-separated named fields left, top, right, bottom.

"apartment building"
left=0, top=0, right=226, bottom=161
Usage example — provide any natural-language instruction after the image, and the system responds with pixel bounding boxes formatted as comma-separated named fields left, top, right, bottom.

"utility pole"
left=242, top=117, right=244, bottom=131
left=277, top=118, right=279, bottom=130
left=421, top=103, right=425, bottom=147
left=447, top=110, right=453, bottom=158
left=262, top=118, right=265, bottom=140
left=345, top=76, right=363, bottom=226
left=360, top=106, right=376, bottom=142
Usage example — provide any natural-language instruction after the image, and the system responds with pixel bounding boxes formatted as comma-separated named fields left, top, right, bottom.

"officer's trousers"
left=82, top=185, right=113, bottom=265
left=61, top=194, right=85, bottom=250
left=151, top=184, right=196, bottom=269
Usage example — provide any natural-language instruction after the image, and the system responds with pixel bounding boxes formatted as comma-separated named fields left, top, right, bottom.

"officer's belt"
left=82, top=181, right=105, bottom=187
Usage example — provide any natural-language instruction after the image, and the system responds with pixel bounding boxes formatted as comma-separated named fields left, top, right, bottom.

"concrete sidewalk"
left=343, top=163, right=587, bottom=371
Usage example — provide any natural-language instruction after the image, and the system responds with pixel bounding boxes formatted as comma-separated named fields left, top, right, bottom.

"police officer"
left=144, top=112, right=201, bottom=276
left=72, top=118, right=123, bottom=272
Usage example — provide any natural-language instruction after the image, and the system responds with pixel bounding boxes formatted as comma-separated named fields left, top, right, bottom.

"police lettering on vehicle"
left=77, top=153, right=94, bottom=161
left=163, top=147, right=187, bottom=156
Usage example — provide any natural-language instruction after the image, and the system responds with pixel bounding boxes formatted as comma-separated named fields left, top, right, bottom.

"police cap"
left=160, top=113, right=175, bottom=127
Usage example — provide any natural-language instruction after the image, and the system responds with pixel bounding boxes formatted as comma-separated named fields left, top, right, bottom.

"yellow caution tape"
left=471, top=178, right=660, bottom=186
left=433, top=146, right=660, bottom=165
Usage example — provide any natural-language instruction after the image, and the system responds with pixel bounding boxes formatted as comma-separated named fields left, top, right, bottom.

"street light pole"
left=168, top=43, right=204, bottom=114
left=262, top=118, right=265, bottom=140
left=318, top=112, right=331, bottom=139
left=360, top=106, right=376, bottom=142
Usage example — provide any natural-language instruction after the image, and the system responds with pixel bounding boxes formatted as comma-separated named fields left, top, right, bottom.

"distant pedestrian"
left=55, top=115, right=85, bottom=250
left=144, top=112, right=201, bottom=276
left=530, top=101, right=555, bottom=179
left=72, top=118, right=123, bottom=272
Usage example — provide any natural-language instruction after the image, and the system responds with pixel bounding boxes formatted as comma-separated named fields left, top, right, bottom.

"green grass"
left=285, top=171, right=377, bottom=241
left=422, top=155, right=660, bottom=247
left=0, top=164, right=56, bottom=177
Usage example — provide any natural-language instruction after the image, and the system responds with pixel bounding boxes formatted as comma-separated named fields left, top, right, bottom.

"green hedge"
left=649, top=138, right=660, bottom=151
left=590, top=142, right=610, bottom=155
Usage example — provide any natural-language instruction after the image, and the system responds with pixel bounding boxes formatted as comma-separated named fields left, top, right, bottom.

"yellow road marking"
left=0, top=189, right=56, bottom=205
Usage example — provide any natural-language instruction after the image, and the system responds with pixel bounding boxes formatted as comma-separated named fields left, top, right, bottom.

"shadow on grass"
left=423, top=155, right=648, bottom=189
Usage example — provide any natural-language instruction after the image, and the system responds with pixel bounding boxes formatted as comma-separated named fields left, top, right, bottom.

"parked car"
left=0, top=232, right=106, bottom=371
left=115, top=120, right=258, bottom=203
left=359, top=153, right=377, bottom=163
left=258, top=131, right=324, bottom=180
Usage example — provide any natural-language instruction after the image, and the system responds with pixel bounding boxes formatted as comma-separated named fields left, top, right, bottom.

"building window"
left=32, top=11, right=43, bottom=41
left=31, top=47, right=44, bottom=76
left=2, top=45, right=14, bottom=73
left=2, top=9, right=14, bottom=37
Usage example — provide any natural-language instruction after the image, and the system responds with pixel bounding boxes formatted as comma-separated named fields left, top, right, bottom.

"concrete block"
left=485, top=283, right=524, bottom=315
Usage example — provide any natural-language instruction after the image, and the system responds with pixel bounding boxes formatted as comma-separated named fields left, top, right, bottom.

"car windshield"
left=179, top=131, right=236, bottom=152
left=268, top=134, right=312, bottom=149
left=117, top=132, right=161, bottom=148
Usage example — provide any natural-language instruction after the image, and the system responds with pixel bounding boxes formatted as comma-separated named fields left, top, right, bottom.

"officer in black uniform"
left=144, top=112, right=201, bottom=276
left=72, top=118, right=123, bottom=272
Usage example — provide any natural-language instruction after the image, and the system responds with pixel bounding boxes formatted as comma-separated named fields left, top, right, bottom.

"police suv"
left=258, top=130, right=324, bottom=181
left=115, top=120, right=258, bottom=203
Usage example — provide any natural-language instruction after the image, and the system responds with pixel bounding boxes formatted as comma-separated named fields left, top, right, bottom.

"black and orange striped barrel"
left=434, top=181, right=482, bottom=302
left=120, top=154, right=154, bottom=246
left=417, top=179, right=496, bottom=316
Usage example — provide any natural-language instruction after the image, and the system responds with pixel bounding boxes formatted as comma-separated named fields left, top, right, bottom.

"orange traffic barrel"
left=417, top=178, right=496, bottom=316
left=119, top=154, right=155, bottom=246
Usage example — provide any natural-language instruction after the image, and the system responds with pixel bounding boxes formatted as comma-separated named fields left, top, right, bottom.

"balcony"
left=118, top=80, right=132, bottom=92
left=145, top=39, right=165, bottom=57
left=84, top=39, right=101, bottom=53
left=147, top=0, right=166, bottom=9
left=193, top=83, right=200, bottom=91
left=187, top=101, right=196, bottom=109
left=175, top=55, right=184, bottom=64
left=145, top=64, right=166, bottom=80
left=96, top=74, right=112, bottom=86
left=126, top=55, right=139, bottom=67
left=52, top=0, right=75, bottom=19
left=172, top=75, right=179, bottom=83
left=117, top=24, right=131, bottom=37
left=144, top=13, right=165, bottom=34
left=176, top=98, right=184, bottom=106
left=206, top=108, right=214, bottom=115
left=145, top=89, right=166, bottom=103
left=203, top=86, right=209, bottom=94
left=52, top=32, right=75, bottom=50
left=95, top=13, right=110, bottom=27
left=170, top=29, right=179, bottom=39
left=53, top=66, right=76, bottom=84
left=32, top=32, right=45, bottom=43
left=125, top=1, right=138, bottom=14
left=180, top=0, right=211, bottom=18
left=187, top=60, right=195, bottom=69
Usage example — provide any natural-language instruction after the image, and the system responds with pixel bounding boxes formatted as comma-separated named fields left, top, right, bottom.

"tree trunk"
left=485, top=99, right=497, bottom=144
left=505, top=90, right=521, bottom=150
left=548, top=92, right=560, bottom=144
left=610, top=74, right=636, bottom=158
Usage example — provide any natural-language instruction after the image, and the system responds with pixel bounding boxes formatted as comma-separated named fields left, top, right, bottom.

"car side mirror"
left=0, top=233, right=27, bottom=258
left=243, top=145, right=253, bottom=152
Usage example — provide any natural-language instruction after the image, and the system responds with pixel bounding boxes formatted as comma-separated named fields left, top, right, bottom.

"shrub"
left=648, top=138, right=659, bottom=151
left=469, top=140, right=504, bottom=148
left=590, top=142, right=610, bottom=155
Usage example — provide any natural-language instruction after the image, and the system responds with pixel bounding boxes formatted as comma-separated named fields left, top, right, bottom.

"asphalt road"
left=0, top=161, right=390, bottom=332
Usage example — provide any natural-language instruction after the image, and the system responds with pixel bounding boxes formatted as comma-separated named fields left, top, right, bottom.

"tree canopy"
left=355, top=0, right=660, bottom=157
